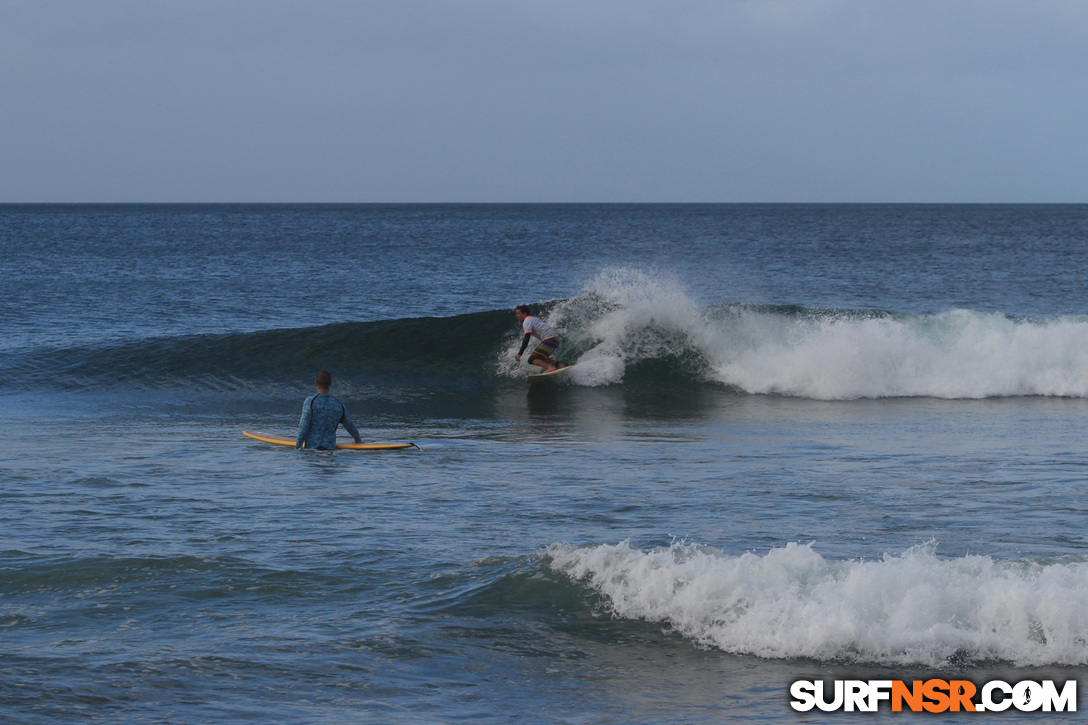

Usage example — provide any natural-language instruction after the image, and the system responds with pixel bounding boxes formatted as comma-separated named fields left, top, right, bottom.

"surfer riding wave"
left=514, top=305, right=565, bottom=373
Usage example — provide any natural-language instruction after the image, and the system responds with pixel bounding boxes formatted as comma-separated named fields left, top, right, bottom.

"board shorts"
left=530, top=338, right=559, bottom=361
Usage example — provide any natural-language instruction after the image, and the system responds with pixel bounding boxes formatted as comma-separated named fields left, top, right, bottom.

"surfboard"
left=243, top=430, right=418, bottom=450
left=527, top=364, right=576, bottom=385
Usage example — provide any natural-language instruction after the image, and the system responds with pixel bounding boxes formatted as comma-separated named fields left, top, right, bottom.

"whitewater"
left=547, top=540, right=1088, bottom=667
left=489, top=267, right=1088, bottom=400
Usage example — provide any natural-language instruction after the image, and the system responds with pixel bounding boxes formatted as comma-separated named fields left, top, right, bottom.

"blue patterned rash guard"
left=295, top=393, right=362, bottom=450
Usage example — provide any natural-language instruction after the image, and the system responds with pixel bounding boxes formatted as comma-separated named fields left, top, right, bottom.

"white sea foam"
left=711, top=309, right=1088, bottom=399
left=546, top=540, right=1088, bottom=667
left=538, top=267, right=1088, bottom=398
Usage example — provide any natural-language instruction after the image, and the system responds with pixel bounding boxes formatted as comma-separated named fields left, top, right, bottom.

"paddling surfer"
left=295, top=370, right=363, bottom=450
left=514, top=305, right=565, bottom=373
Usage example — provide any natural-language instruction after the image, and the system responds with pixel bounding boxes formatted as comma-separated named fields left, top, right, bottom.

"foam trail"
left=547, top=540, right=1088, bottom=667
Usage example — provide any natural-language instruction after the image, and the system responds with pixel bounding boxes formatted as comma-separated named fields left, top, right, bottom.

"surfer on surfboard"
left=514, top=305, right=566, bottom=374
left=296, top=370, right=363, bottom=450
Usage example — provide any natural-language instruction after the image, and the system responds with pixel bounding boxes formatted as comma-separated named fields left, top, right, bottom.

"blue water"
left=2, top=204, right=1088, bottom=723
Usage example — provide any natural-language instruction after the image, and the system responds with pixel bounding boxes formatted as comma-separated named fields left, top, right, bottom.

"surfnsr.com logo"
left=790, top=679, right=1077, bottom=713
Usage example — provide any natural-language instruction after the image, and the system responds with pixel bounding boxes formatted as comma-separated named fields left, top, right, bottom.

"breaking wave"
left=8, top=267, right=1088, bottom=400
left=546, top=539, right=1088, bottom=667
left=503, top=268, right=1088, bottom=399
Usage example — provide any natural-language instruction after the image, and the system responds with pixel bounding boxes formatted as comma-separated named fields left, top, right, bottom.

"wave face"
left=546, top=540, right=1088, bottom=667
left=11, top=267, right=1088, bottom=400
left=2, top=310, right=515, bottom=394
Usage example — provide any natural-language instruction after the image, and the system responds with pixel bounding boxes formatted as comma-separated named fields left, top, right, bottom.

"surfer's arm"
left=295, top=397, right=313, bottom=449
left=517, top=333, right=532, bottom=357
left=341, top=407, right=363, bottom=444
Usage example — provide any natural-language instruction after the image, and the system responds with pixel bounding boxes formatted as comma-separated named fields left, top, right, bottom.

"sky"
left=1, top=1, right=1086, bottom=203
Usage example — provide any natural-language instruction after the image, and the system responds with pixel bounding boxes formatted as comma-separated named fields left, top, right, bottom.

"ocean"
left=2, top=203, right=1087, bottom=722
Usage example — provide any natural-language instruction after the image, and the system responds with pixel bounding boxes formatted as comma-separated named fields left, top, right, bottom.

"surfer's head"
left=315, top=370, right=332, bottom=390
left=515, top=305, right=531, bottom=321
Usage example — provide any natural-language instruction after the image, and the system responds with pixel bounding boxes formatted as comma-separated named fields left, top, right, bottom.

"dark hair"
left=515, top=305, right=531, bottom=315
left=315, top=370, right=332, bottom=388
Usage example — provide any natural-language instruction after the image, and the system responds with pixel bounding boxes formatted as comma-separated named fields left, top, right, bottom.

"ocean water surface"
left=2, top=204, right=1088, bottom=722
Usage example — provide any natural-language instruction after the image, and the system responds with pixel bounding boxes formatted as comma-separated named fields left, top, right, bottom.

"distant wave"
left=9, top=267, right=1088, bottom=400
left=546, top=540, right=1088, bottom=667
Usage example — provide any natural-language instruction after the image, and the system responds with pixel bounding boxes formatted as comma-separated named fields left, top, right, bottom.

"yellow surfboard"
left=243, top=430, right=418, bottom=450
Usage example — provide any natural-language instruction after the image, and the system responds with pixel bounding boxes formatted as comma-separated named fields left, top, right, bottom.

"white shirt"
left=522, top=315, right=558, bottom=341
